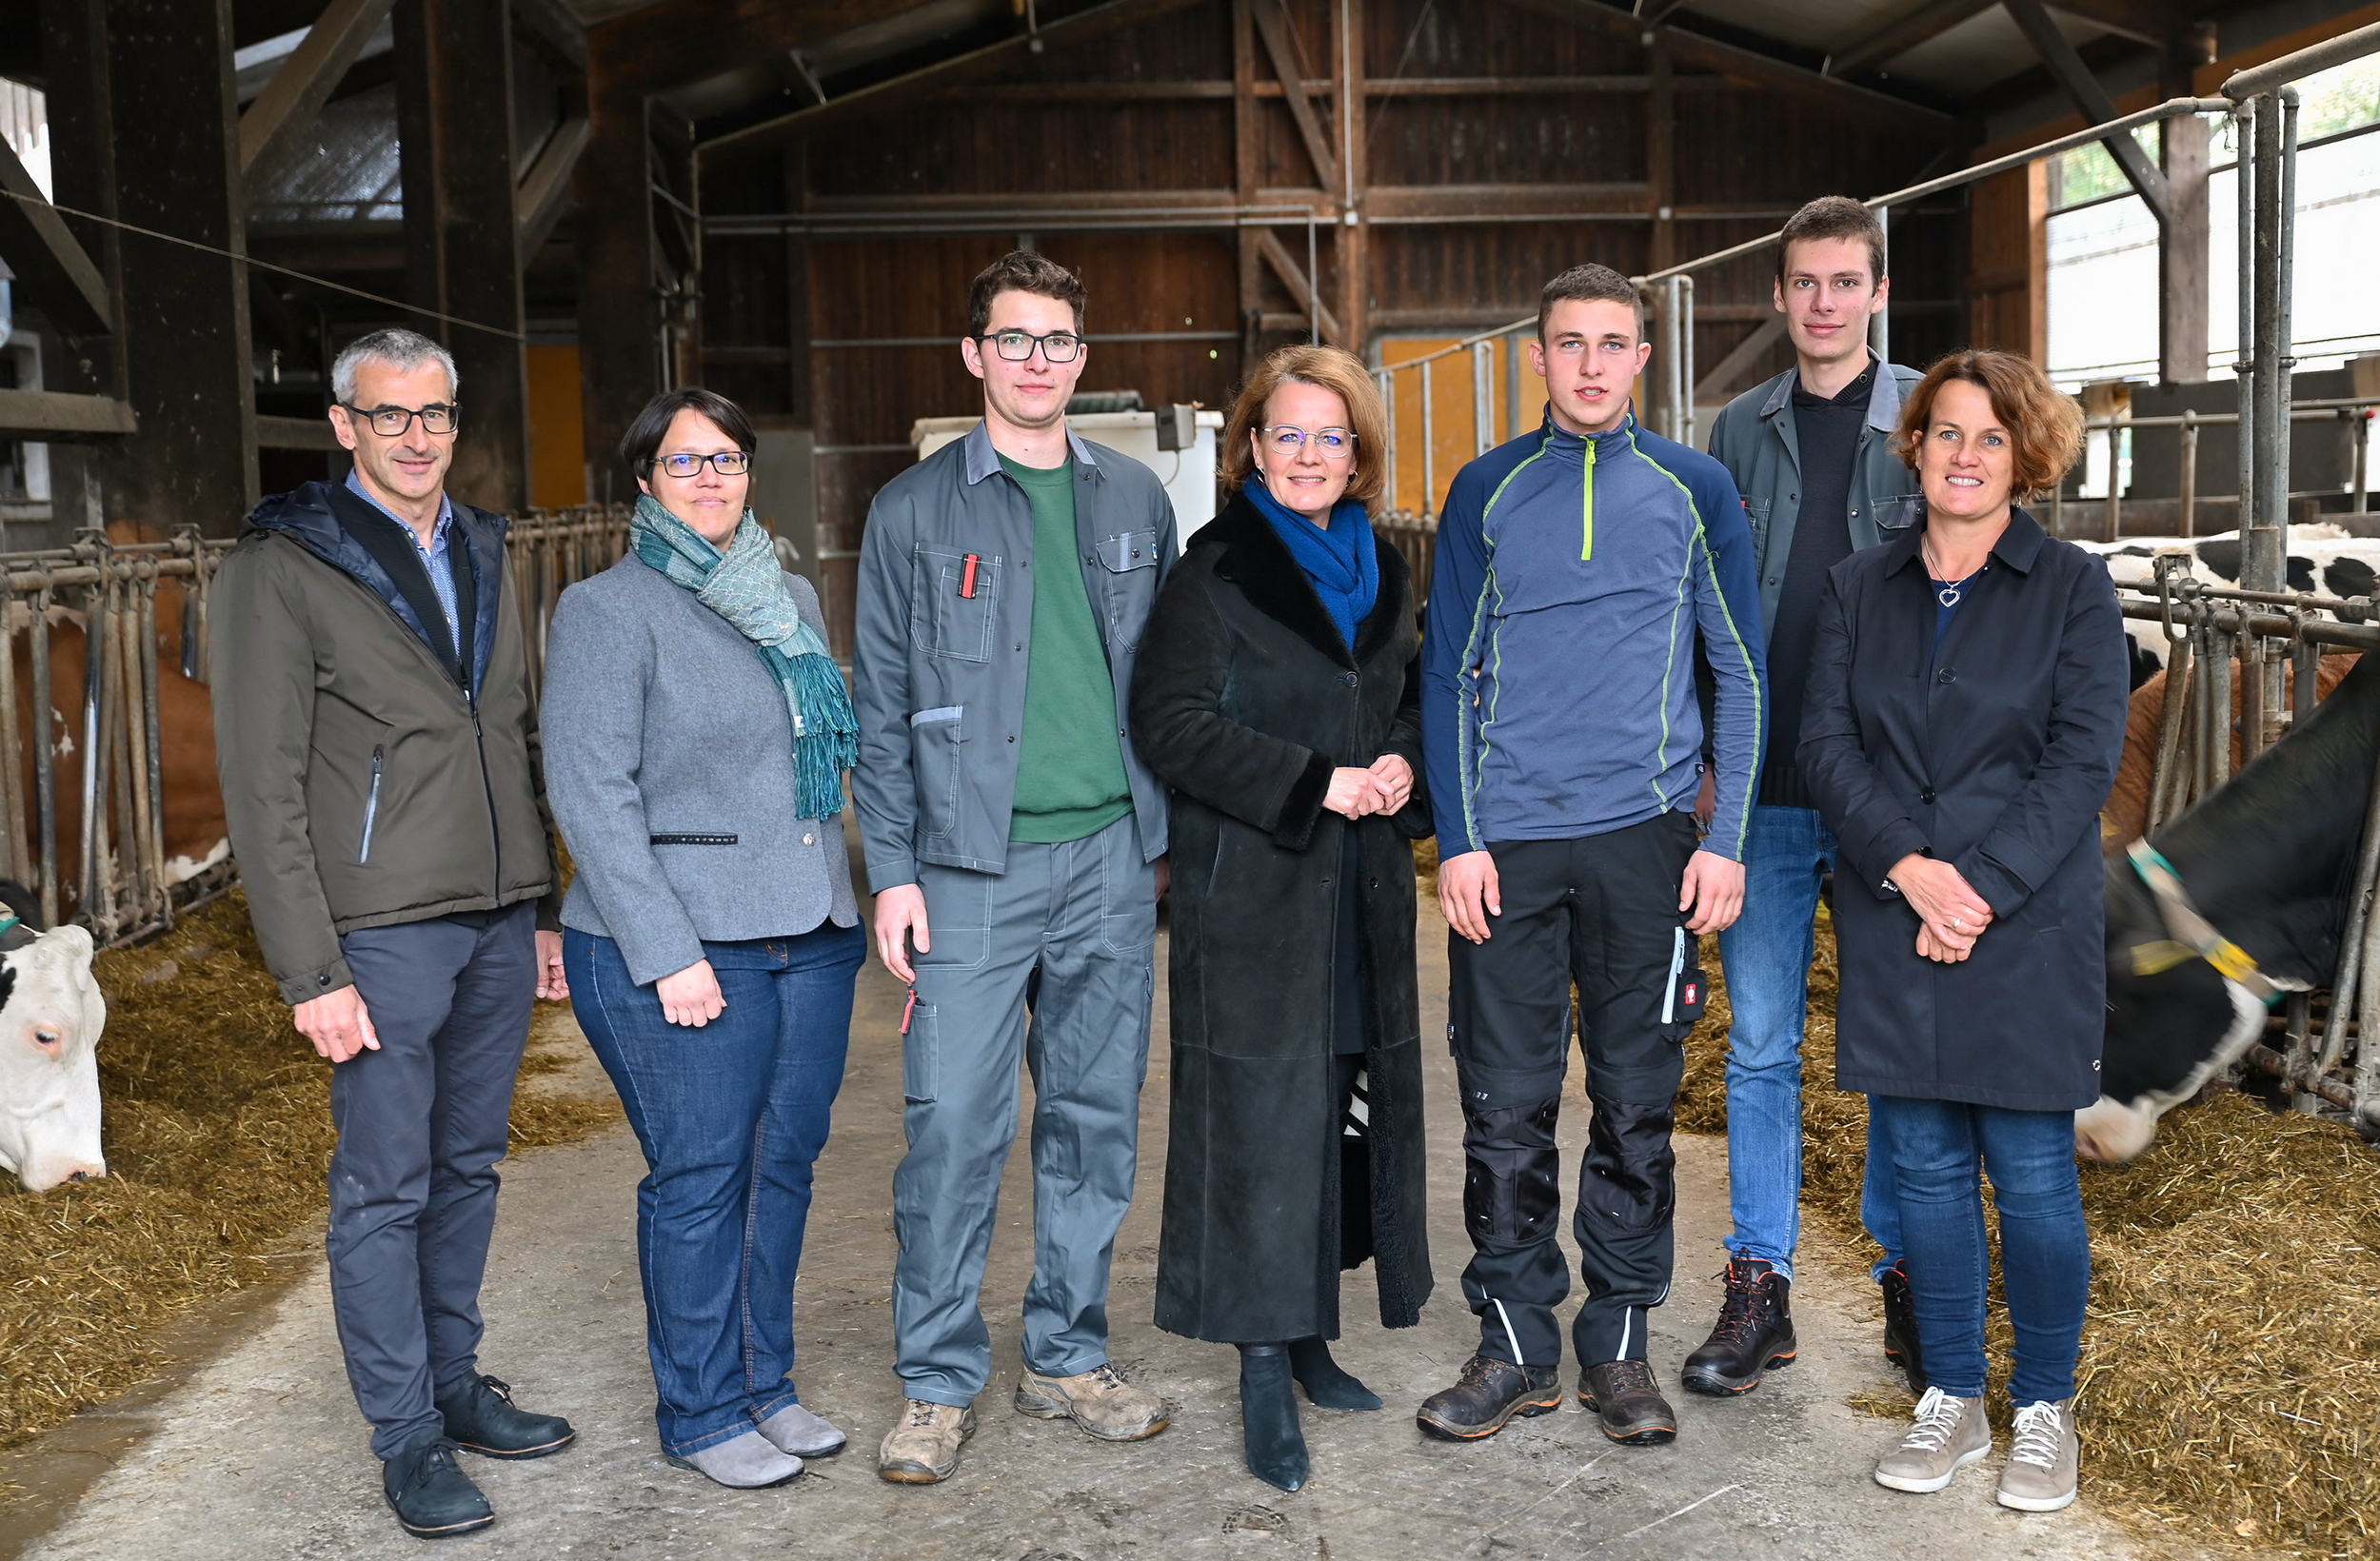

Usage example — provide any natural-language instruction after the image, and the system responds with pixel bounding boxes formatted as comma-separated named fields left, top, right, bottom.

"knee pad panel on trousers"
left=1574, top=1096, right=1677, bottom=1237
left=1461, top=1095, right=1560, bottom=1249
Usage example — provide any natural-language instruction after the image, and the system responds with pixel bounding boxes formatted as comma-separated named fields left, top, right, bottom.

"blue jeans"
left=566, top=920, right=865, bottom=1455
left=1868, top=1096, right=2090, bottom=1404
left=1714, top=804, right=1902, bottom=1282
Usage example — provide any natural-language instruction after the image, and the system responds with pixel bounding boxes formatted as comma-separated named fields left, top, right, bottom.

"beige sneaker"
left=877, top=1399, right=975, bottom=1485
left=1014, top=1363, right=1170, bottom=1442
left=1996, top=1399, right=2080, bottom=1512
left=1874, top=1386, right=1993, bottom=1492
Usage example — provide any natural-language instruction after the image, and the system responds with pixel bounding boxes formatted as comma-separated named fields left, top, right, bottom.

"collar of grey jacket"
left=961, top=417, right=1103, bottom=485
left=1760, top=347, right=1906, bottom=434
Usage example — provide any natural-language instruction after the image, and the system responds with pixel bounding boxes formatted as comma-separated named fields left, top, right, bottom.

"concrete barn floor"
left=7, top=868, right=2204, bottom=1561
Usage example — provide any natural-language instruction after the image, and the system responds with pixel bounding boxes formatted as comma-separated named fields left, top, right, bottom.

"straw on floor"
left=0, top=891, right=620, bottom=1460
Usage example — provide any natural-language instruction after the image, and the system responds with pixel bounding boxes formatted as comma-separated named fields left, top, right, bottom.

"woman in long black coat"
left=1129, top=345, right=1432, bottom=1493
left=1801, top=349, right=2126, bottom=1514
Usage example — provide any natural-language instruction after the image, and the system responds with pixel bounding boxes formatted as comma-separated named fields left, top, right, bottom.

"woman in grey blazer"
left=543, top=387, right=864, bottom=1492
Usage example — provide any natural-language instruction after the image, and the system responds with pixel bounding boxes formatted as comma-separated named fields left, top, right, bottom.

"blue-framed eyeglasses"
left=1261, top=425, right=1356, bottom=458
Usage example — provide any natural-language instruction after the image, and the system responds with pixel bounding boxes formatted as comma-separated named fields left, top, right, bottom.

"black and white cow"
left=0, top=885, right=108, bottom=1193
left=2076, top=527, right=2380, bottom=690
left=2078, top=650, right=2380, bottom=1161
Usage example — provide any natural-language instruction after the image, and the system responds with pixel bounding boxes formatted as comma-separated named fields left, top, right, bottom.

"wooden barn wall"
left=691, top=0, right=1972, bottom=650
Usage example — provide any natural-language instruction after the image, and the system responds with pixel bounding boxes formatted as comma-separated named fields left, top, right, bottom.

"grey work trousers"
left=891, top=814, right=1157, bottom=1406
left=326, top=902, right=536, bottom=1458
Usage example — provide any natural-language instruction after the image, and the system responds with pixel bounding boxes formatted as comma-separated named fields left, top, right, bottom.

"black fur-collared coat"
left=1129, top=492, right=1434, bottom=1344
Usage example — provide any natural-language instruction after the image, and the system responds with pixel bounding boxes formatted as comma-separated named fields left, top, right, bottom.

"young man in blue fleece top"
left=1416, top=263, right=1765, bottom=1450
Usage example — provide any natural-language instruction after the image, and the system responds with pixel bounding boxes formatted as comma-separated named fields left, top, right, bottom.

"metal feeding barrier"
left=0, top=505, right=631, bottom=952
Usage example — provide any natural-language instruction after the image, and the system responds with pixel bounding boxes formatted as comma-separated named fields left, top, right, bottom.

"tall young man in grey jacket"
left=853, top=253, right=1179, bottom=1485
left=213, top=329, right=574, bottom=1540
left=1691, top=197, right=1921, bottom=1399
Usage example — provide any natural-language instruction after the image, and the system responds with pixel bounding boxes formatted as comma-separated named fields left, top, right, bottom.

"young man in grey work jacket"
left=852, top=252, right=1179, bottom=1486
left=1695, top=196, right=1924, bottom=1400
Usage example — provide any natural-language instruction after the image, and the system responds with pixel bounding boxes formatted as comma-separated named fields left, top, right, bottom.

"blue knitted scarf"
left=1246, top=479, right=1378, bottom=652
left=630, top=494, right=857, bottom=819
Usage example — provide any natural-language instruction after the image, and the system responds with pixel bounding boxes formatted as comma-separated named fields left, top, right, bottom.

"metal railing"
left=0, top=505, right=631, bottom=951
left=2063, top=398, right=2378, bottom=542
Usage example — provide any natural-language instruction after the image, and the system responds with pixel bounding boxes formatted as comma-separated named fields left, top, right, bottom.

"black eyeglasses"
left=977, top=329, right=1083, bottom=363
left=651, top=451, right=753, bottom=477
left=345, top=403, right=457, bottom=437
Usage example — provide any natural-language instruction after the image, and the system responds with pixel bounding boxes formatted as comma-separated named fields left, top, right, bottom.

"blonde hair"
left=1220, top=346, right=1389, bottom=513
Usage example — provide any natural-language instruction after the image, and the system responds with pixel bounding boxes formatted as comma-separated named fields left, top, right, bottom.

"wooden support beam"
left=1647, top=32, right=1674, bottom=275
left=1635, top=0, right=1693, bottom=20
left=1366, top=182, right=1651, bottom=220
left=1336, top=0, right=1365, bottom=355
left=1829, top=0, right=1993, bottom=80
left=938, top=73, right=1749, bottom=100
left=0, top=389, right=137, bottom=441
left=38, top=0, right=129, bottom=536
left=2159, top=23, right=2214, bottom=384
left=1234, top=0, right=1263, bottom=372
left=1252, top=0, right=1338, bottom=196
left=1255, top=227, right=1343, bottom=346
left=0, top=136, right=113, bottom=338
left=507, top=0, right=585, bottom=72
left=1694, top=315, right=1786, bottom=401
left=104, top=0, right=257, bottom=536
left=1499, top=0, right=1954, bottom=125
left=2002, top=0, right=2169, bottom=216
left=238, top=0, right=400, bottom=208
left=396, top=0, right=532, bottom=513
left=517, top=114, right=589, bottom=255
left=697, top=0, right=1205, bottom=151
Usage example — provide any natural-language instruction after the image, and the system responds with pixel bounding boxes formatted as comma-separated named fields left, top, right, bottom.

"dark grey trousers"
left=327, top=902, right=536, bottom=1458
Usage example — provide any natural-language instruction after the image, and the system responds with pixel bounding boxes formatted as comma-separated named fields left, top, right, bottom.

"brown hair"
left=1894, top=349, right=2085, bottom=501
left=1537, top=262, right=1645, bottom=341
left=966, top=250, right=1086, bottom=338
left=1220, top=345, right=1389, bottom=513
left=1777, top=196, right=1887, bottom=285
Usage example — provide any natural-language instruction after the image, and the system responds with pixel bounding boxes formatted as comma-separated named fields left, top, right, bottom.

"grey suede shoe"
left=665, top=1429, right=803, bottom=1489
left=1874, top=1386, right=1992, bottom=1493
left=1996, top=1399, right=2080, bottom=1512
left=757, top=1401, right=846, bottom=1458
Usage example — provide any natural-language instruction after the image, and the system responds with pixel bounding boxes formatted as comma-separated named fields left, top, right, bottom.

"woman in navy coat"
left=1801, top=349, right=2126, bottom=1515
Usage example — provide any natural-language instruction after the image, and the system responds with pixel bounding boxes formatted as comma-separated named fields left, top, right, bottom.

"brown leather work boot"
left=1578, top=1359, right=1679, bottom=1445
left=877, top=1399, right=976, bottom=1485
left=1014, top=1363, right=1170, bottom=1442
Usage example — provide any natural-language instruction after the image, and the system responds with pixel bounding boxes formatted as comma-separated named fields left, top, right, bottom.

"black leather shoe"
left=437, top=1373, right=576, bottom=1460
left=1578, top=1359, right=1678, bottom=1445
left=1879, top=1263, right=1928, bottom=1395
left=1238, top=1347, right=1309, bottom=1492
left=1415, top=1354, right=1564, bottom=1441
left=1287, top=1336, right=1383, bottom=1411
left=1680, top=1255, right=1797, bottom=1396
left=383, top=1433, right=494, bottom=1538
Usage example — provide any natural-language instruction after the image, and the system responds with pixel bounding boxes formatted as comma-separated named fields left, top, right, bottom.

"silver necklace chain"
left=1922, top=539, right=1985, bottom=608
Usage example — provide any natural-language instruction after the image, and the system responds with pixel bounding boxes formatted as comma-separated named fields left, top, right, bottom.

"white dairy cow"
left=0, top=915, right=108, bottom=1193
left=2075, top=525, right=2380, bottom=689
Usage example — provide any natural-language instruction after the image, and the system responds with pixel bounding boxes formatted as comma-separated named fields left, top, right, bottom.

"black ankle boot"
left=1680, top=1255, right=1797, bottom=1396
left=1879, top=1262, right=1928, bottom=1395
left=1286, top=1337, right=1383, bottom=1411
left=382, top=1433, right=493, bottom=1538
left=1238, top=1345, right=1309, bottom=1492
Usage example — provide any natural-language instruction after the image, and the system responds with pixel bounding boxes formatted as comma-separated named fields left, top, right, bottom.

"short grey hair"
left=331, top=327, right=459, bottom=405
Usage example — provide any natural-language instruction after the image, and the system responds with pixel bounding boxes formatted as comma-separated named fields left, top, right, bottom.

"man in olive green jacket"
left=212, top=329, right=573, bottom=1540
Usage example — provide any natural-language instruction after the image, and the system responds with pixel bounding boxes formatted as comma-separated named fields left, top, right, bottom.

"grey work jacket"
left=1706, top=356, right=1927, bottom=642
left=853, top=420, right=1179, bottom=890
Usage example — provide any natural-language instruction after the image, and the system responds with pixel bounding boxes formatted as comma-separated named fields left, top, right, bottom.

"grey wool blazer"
left=543, top=552, right=860, bottom=986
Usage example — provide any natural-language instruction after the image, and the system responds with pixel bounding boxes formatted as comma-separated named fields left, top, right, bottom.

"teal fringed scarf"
left=629, top=493, right=857, bottom=820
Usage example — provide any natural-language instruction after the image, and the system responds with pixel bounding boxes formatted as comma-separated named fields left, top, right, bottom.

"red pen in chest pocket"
left=960, top=553, right=981, bottom=599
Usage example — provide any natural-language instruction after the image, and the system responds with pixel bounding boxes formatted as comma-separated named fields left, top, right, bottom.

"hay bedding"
left=0, top=891, right=620, bottom=1460
left=1673, top=913, right=2380, bottom=1560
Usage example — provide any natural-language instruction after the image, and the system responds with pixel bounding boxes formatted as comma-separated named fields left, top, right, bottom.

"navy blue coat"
left=1800, top=507, right=2129, bottom=1111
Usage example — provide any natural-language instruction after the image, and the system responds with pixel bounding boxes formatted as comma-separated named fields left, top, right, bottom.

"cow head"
left=2082, top=912, right=2284, bottom=1163
left=0, top=924, right=108, bottom=1193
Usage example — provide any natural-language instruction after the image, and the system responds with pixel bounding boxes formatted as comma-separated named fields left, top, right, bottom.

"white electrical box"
left=910, top=407, right=1226, bottom=549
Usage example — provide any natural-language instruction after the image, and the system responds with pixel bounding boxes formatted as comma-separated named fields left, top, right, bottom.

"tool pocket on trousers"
left=902, top=1007, right=939, bottom=1103
left=1658, top=924, right=1706, bottom=1041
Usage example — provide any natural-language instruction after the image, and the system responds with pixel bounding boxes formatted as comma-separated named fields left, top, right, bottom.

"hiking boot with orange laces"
left=1680, top=1255, right=1797, bottom=1396
left=1415, top=1354, right=1563, bottom=1441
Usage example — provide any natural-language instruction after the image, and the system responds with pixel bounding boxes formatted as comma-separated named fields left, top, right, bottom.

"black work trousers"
left=1448, top=813, right=1698, bottom=1369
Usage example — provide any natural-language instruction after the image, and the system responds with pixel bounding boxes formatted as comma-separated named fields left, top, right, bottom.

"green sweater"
left=1000, top=452, right=1134, bottom=842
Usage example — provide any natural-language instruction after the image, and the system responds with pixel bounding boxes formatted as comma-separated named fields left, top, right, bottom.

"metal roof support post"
left=1378, top=368, right=1398, bottom=514
left=1679, top=274, right=1696, bottom=451
left=2233, top=99, right=2258, bottom=593
left=1421, top=359, right=1436, bottom=519
left=1473, top=339, right=1494, bottom=456
left=1870, top=203, right=1890, bottom=366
